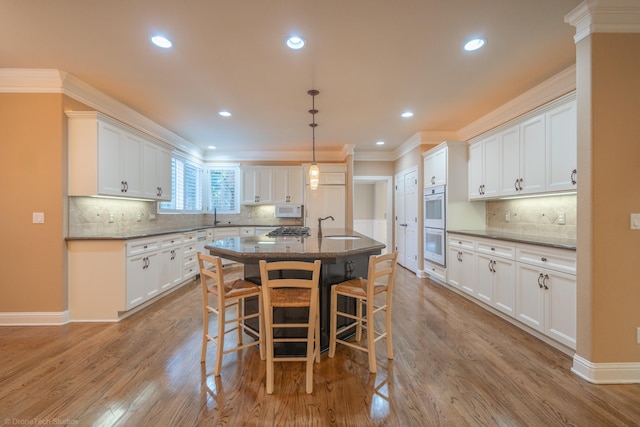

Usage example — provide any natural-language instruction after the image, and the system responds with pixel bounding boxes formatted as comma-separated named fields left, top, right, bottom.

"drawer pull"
left=541, top=257, right=547, bottom=262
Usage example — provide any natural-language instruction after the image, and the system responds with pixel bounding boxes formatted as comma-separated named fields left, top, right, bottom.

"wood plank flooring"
left=1, top=266, right=639, bottom=426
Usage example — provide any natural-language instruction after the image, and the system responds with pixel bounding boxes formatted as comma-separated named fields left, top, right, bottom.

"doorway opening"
left=353, top=176, right=392, bottom=254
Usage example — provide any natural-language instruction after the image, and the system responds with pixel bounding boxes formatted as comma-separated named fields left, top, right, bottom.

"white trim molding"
left=0, top=311, right=71, bottom=326
left=572, top=353, right=640, bottom=384
left=565, top=0, right=640, bottom=43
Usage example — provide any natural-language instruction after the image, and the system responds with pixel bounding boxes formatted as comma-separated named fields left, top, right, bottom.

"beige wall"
left=354, top=161, right=394, bottom=177
left=577, top=33, right=640, bottom=362
left=0, top=93, right=67, bottom=312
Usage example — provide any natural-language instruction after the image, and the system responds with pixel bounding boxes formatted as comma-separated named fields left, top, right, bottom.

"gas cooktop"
left=267, top=227, right=310, bottom=237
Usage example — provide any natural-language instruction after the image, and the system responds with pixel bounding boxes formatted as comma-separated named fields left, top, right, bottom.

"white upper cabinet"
left=68, top=111, right=172, bottom=200
left=243, top=166, right=303, bottom=205
left=143, top=140, right=172, bottom=201
left=423, top=147, right=447, bottom=187
left=469, top=134, right=500, bottom=199
left=272, top=167, right=304, bottom=204
left=546, top=100, right=577, bottom=192
left=468, top=94, right=576, bottom=200
left=242, top=167, right=274, bottom=204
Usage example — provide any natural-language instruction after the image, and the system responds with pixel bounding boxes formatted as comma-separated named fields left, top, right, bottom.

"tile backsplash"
left=486, top=194, right=576, bottom=238
left=68, top=197, right=302, bottom=237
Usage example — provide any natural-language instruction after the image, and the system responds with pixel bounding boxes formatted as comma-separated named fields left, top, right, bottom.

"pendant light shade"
left=309, top=163, right=320, bottom=190
left=308, top=89, right=320, bottom=190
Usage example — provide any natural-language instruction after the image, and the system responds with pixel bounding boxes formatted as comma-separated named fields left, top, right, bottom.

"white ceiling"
left=0, top=0, right=581, bottom=160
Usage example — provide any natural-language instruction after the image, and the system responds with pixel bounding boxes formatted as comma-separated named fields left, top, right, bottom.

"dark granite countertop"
left=65, top=224, right=282, bottom=241
left=204, top=228, right=386, bottom=263
left=447, top=229, right=576, bottom=250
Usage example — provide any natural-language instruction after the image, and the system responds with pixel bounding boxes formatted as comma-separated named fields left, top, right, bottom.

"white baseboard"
left=0, top=311, right=71, bottom=326
left=572, top=354, right=640, bottom=384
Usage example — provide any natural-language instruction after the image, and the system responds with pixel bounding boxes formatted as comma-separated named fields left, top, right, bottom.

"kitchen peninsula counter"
left=205, top=229, right=386, bottom=353
left=447, top=229, right=576, bottom=251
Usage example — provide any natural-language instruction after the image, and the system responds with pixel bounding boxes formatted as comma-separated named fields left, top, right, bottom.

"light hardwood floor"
left=1, top=265, right=639, bottom=426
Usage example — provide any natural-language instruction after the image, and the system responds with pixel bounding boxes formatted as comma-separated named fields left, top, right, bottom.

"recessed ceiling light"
left=376, top=141, right=385, bottom=146
left=218, top=111, right=231, bottom=117
left=401, top=111, right=414, bottom=118
left=208, top=145, right=216, bottom=150
left=151, top=35, right=172, bottom=49
left=286, top=36, right=305, bottom=50
left=464, top=38, right=486, bottom=52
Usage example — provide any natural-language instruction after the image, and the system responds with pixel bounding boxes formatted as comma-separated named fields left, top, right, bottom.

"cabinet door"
left=242, top=169, right=258, bottom=204
left=492, top=257, right=516, bottom=317
left=98, top=121, right=124, bottom=196
left=305, top=185, right=346, bottom=229
left=143, top=141, right=173, bottom=200
left=544, top=270, right=576, bottom=348
left=515, top=263, right=544, bottom=332
left=500, top=126, right=521, bottom=196
left=519, top=115, right=546, bottom=195
left=475, top=253, right=494, bottom=304
left=126, top=255, right=147, bottom=309
left=458, top=248, right=476, bottom=296
left=468, top=142, right=484, bottom=199
left=272, top=169, right=288, bottom=204
left=433, top=148, right=448, bottom=186
left=546, top=100, right=577, bottom=192
left=287, top=167, right=304, bottom=204
left=482, top=135, right=501, bottom=198
left=159, top=246, right=183, bottom=291
left=120, top=132, right=143, bottom=197
left=144, top=252, right=160, bottom=299
left=447, top=247, right=462, bottom=289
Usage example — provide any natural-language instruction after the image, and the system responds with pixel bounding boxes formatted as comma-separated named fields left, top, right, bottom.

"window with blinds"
left=208, top=166, right=240, bottom=214
left=159, top=156, right=203, bottom=212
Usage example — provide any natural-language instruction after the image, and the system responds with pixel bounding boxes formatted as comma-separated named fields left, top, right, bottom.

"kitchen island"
left=204, top=228, right=386, bottom=353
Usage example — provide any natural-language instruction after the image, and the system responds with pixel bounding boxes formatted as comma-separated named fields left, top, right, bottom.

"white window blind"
left=208, top=166, right=239, bottom=214
left=159, top=156, right=202, bottom=212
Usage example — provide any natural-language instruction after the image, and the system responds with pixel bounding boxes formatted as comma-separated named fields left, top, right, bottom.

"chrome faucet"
left=317, top=216, right=334, bottom=237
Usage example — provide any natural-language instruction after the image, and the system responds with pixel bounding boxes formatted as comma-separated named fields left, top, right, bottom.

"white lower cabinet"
left=515, top=245, right=576, bottom=349
left=126, top=237, right=161, bottom=310
left=447, top=233, right=576, bottom=350
left=159, top=234, right=184, bottom=292
left=447, top=237, right=476, bottom=294
left=182, top=231, right=199, bottom=280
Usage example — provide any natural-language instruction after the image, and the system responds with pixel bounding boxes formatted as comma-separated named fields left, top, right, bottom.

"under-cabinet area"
left=446, top=231, right=576, bottom=351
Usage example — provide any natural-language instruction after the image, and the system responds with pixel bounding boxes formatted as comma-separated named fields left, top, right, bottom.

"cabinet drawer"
left=424, top=261, right=446, bottom=282
left=183, top=243, right=198, bottom=257
left=127, top=238, right=159, bottom=256
left=182, top=231, right=197, bottom=245
left=448, top=235, right=475, bottom=250
left=516, top=244, right=576, bottom=275
left=183, top=261, right=198, bottom=279
left=476, top=238, right=515, bottom=259
left=160, top=234, right=183, bottom=248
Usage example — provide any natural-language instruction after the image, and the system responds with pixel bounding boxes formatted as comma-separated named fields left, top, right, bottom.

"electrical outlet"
left=558, top=212, right=566, bottom=225
left=137, top=212, right=143, bottom=222
left=504, top=212, right=510, bottom=222
left=637, top=327, right=640, bottom=344
left=108, top=213, right=115, bottom=223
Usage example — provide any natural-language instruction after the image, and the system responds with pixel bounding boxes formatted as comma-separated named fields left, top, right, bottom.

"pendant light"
left=308, top=89, right=320, bottom=190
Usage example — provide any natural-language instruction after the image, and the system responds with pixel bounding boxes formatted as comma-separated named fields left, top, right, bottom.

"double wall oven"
left=424, top=185, right=446, bottom=265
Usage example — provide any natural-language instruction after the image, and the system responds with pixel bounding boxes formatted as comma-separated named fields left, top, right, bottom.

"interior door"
left=394, top=167, right=418, bottom=272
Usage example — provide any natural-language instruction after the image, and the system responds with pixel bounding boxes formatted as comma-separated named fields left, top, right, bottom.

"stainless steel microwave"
left=275, top=204, right=302, bottom=218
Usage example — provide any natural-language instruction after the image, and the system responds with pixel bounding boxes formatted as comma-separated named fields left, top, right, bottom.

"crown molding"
left=565, top=0, right=640, bottom=43
left=457, top=65, right=576, bottom=142
left=0, top=68, right=203, bottom=158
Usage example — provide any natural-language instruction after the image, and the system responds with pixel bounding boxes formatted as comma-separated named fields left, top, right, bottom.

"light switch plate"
left=32, top=212, right=44, bottom=224
left=631, top=214, right=640, bottom=230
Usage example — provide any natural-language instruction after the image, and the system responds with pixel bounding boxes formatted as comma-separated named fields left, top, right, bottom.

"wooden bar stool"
left=259, top=259, right=321, bottom=394
left=198, top=252, right=264, bottom=376
left=328, top=252, right=398, bottom=373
